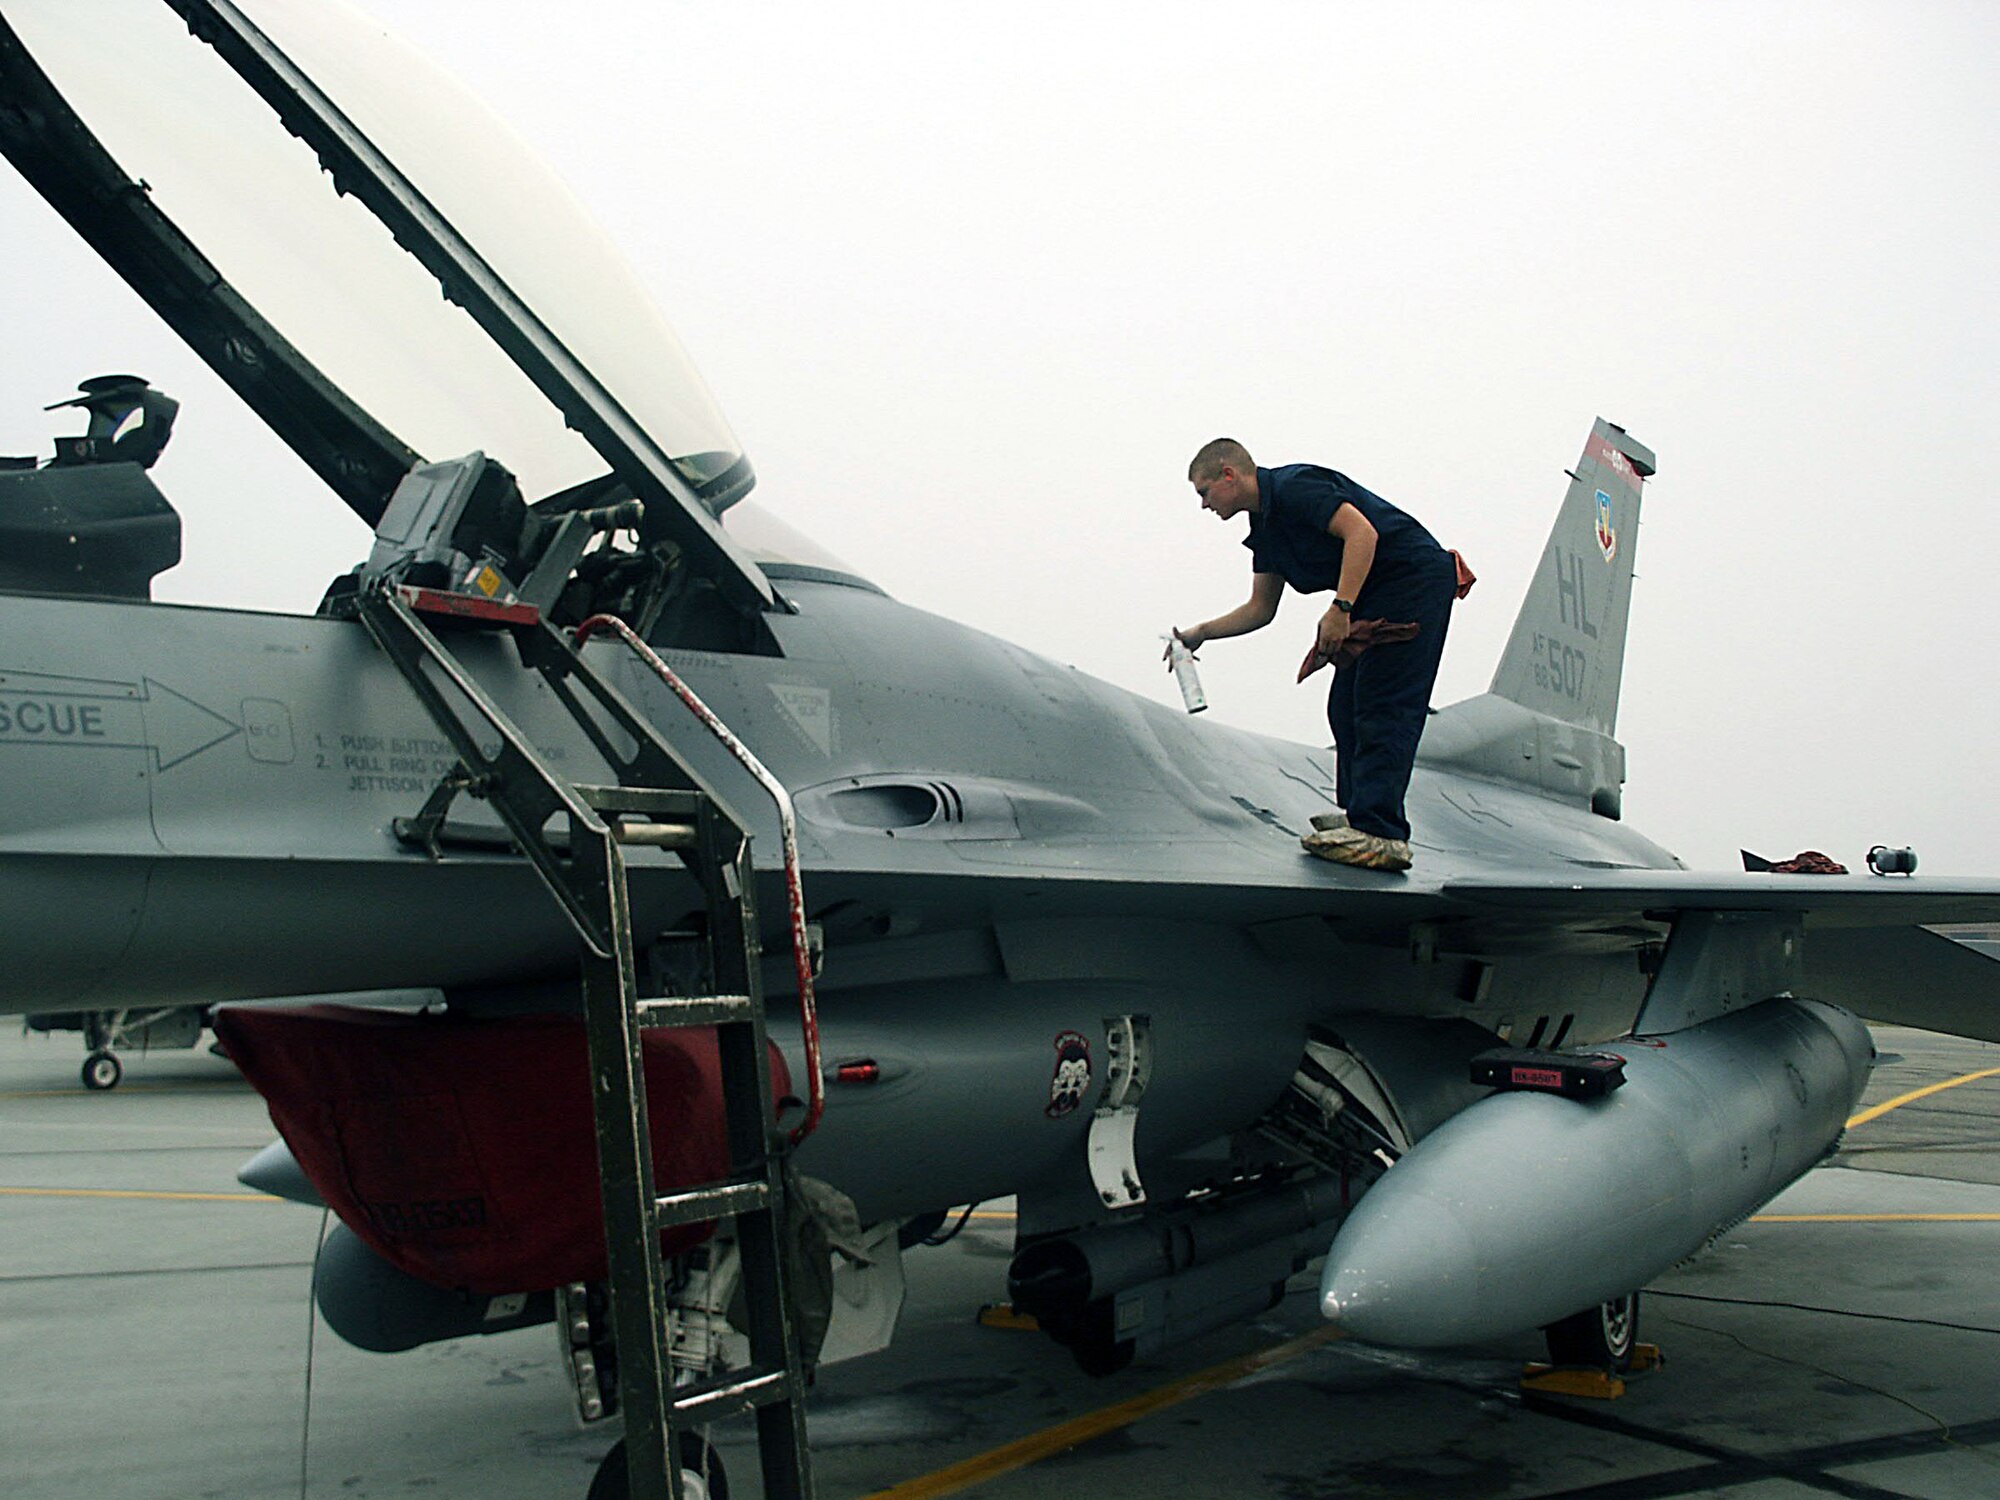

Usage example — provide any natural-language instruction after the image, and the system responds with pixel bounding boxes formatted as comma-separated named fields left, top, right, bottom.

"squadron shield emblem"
left=1594, top=489, right=1617, bottom=563
left=1045, top=1030, right=1092, bottom=1118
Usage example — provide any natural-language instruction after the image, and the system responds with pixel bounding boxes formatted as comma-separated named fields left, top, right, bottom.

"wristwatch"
left=1332, top=597, right=1355, bottom=614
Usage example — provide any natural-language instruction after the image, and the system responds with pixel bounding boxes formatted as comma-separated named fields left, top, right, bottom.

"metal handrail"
left=573, top=614, right=824, bottom=1144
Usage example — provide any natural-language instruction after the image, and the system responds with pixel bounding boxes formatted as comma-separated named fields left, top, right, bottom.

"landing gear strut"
left=28, top=1005, right=209, bottom=1090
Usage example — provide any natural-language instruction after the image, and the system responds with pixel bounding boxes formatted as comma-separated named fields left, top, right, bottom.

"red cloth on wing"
left=214, top=1004, right=791, bottom=1294
left=1297, top=618, right=1422, bottom=682
left=1769, top=851, right=1849, bottom=874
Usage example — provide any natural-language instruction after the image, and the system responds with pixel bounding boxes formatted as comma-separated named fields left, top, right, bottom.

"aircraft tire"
left=1073, top=1337, right=1136, bottom=1377
left=81, top=1051, right=122, bottom=1091
left=586, top=1432, right=728, bottom=1500
left=1059, top=1298, right=1136, bottom=1377
left=1544, top=1291, right=1640, bottom=1372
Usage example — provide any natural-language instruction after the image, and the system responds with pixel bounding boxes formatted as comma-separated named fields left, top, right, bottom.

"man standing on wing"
left=1173, top=438, right=1458, bottom=872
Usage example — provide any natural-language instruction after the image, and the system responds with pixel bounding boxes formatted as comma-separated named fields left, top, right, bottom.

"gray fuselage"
left=0, top=572, right=1675, bottom=1217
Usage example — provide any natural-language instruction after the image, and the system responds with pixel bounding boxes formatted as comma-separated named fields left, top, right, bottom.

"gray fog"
left=2, top=0, right=1993, bottom=873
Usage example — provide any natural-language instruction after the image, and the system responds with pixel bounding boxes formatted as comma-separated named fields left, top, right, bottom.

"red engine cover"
left=216, top=1005, right=791, bottom=1294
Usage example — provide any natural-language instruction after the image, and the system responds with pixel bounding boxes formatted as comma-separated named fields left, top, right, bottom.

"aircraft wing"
left=1441, top=871, right=2000, bottom=928
left=1443, top=872, right=2000, bottom=1042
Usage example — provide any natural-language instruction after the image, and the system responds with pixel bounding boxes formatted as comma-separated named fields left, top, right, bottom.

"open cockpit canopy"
left=0, top=0, right=834, bottom=616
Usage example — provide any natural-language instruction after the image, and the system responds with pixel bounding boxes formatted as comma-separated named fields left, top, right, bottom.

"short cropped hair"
left=1188, top=437, right=1254, bottom=482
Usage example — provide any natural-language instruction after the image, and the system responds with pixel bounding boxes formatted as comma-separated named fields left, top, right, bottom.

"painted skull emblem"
left=1045, top=1030, right=1092, bottom=1118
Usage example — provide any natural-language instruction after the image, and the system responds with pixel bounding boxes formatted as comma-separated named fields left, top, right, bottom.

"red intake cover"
left=215, top=1005, right=791, bottom=1294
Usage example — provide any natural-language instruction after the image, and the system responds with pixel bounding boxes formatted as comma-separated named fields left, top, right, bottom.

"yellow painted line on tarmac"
left=862, top=1324, right=1346, bottom=1500
left=1847, top=1066, right=2000, bottom=1129
left=0, top=1186, right=281, bottom=1204
left=1750, top=1212, right=2000, bottom=1223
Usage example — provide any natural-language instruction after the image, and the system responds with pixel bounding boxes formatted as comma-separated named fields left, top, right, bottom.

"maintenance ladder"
left=356, top=581, right=815, bottom=1500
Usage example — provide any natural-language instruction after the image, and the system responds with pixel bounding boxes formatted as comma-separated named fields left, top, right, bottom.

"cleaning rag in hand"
left=1297, top=619, right=1422, bottom=682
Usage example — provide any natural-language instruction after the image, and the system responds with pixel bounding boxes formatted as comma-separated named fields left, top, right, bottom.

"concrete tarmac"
left=4, top=1021, right=1999, bottom=1499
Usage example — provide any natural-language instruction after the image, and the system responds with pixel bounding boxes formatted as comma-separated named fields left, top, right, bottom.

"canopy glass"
left=7, top=0, right=747, bottom=512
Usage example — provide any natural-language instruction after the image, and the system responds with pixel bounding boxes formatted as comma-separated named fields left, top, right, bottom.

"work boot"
left=1301, top=825, right=1413, bottom=872
left=1308, top=810, right=1349, bottom=833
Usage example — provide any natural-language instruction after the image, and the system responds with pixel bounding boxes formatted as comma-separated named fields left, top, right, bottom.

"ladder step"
left=654, top=1177, right=770, bottom=1228
left=609, top=819, right=697, bottom=849
left=671, top=1366, right=797, bottom=1421
left=637, top=994, right=755, bottom=1028
left=572, top=783, right=706, bottom=817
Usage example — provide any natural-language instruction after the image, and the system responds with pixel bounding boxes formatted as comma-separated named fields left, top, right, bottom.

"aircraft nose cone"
left=1319, top=1192, right=1484, bottom=1347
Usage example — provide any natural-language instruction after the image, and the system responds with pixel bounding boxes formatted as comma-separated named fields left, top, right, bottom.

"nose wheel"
left=81, top=1050, right=123, bottom=1091
left=1544, top=1291, right=1640, bottom=1372
left=586, top=1432, right=729, bottom=1500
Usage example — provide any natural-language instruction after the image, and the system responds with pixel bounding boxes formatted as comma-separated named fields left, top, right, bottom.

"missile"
left=1010, top=1173, right=1348, bottom=1370
left=314, top=1223, right=556, bottom=1352
left=1318, top=998, right=1873, bottom=1347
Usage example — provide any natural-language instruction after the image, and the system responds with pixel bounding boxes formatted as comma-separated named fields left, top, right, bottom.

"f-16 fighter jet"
left=3, top=4, right=1998, bottom=1497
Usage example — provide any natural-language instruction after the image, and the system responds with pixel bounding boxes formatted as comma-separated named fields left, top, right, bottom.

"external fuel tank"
left=1319, top=998, right=1874, bottom=1347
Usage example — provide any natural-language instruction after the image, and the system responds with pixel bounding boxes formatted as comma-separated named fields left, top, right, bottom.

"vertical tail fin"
left=1489, top=419, right=1655, bottom=737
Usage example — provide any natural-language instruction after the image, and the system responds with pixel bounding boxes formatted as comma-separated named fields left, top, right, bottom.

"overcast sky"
left=3, top=0, right=1995, bottom=874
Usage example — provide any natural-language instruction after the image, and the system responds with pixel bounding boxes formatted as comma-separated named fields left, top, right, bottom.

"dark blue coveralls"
left=1246, top=464, right=1455, bottom=843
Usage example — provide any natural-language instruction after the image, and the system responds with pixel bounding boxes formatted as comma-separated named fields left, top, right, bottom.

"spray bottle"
left=1162, top=632, right=1208, bottom=714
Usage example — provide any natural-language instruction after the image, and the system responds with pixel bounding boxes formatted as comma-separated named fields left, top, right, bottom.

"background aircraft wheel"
left=81, top=1051, right=122, bottom=1091
left=1544, top=1291, right=1640, bottom=1371
left=586, top=1432, right=729, bottom=1500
